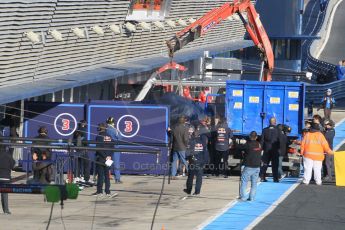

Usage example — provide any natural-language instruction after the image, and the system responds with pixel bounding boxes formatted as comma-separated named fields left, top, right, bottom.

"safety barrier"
left=306, top=49, right=337, bottom=84
left=305, top=0, right=339, bottom=83
left=305, top=78, right=345, bottom=104
left=305, top=0, right=345, bottom=101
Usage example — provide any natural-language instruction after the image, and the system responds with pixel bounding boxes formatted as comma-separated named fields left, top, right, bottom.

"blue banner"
left=87, top=103, right=169, bottom=175
left=22, top=102, right=170, bottom=175
left=24, top=103, right=85, bottom=139
left=23, top=103, right=85, bottom=171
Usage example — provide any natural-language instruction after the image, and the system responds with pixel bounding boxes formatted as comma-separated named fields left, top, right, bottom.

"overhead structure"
left=166, top=0, right=274, bottom=81
left=135, top=62, right=187, bottom=101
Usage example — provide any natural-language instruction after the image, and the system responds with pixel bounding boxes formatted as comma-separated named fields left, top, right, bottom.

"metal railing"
left=305, top=0, right=339, bottom=83
left=306, top=49, right=337, bottom=83
left=305, top=78, right=345, bottom=104
left=0, top=136, right=163, bottom=184
left=304, top=0, right=345, bottom=104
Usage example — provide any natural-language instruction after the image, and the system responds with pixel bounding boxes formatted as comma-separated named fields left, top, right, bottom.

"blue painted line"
left=203, top=177, right=299, bottom=230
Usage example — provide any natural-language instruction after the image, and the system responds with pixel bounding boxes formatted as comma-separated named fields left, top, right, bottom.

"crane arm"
left=134, top=62, right=187, bottom=101
left=166, top=0, right=274, bottom=81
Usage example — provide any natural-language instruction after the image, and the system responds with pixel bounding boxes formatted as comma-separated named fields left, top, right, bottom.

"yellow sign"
left=234, top=102, right=242, bottom=109
left=288, top=91, right=299, bottom=98
left=249, top=96, right=259, bottom=103
left=289, top=104, right=299, bottom=111
left=232, top=90, right=243, bottom=97
left=335, top=151, right=345, bottom=186
left=270, top=97, right=280, bottom=104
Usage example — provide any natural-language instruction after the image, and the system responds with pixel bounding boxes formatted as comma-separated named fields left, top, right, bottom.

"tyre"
left=290, top=166, right=300, bottom=178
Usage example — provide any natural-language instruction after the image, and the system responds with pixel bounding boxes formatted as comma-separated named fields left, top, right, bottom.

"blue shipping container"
left=226, top=80, right=305, bottom=137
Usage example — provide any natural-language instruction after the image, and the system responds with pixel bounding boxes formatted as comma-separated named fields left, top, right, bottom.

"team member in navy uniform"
left=184, top=125, right=208, bottom=196
left=31, top=126, right=54, bottom=184
left=184, top=122, right=195, bottom=176
left=259, top=117, right=281, bottom=182
left=73, top=120, right=91, bottom=183
left=92, top=123, right=117, bottom=198
left=0, top=131, right=15, bottom=214
left=323, top=120, right=335, bottom=181
left=199, top=118, right=211, bottom=174
left=277, top=124, right=290, bottom=179
left=214, top=117, right=233, bottom=177
left=106, top=117, right=122, bottom=184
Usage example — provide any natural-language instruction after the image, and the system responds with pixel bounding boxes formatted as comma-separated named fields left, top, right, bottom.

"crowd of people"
left=28, top=116, right=122, bottom=198
left=168, top=102, right=337, bottom=201
left=169, top=115, right=232, bottom=196
left=0, top=91, right=338, bottom=213
left=301, top=114, right=335, bottom=185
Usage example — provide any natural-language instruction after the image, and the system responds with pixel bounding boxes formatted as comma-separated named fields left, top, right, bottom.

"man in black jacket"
left=260, top=117, right=280, bottom=182
left=323, top=120, right=335, bottom=181
left=31, top=126, right=54, bottom=184
left=0, top=134, right=15, bottom=214
left=92, top=123, right=117, bottom=198
left=214, top=117, right=233, bottom=177
left=240, top=131, right=262, bottom=201
left=171, top=116, right=189, bottom=178
left=199, top=118, right=211, bottom=174
left=73, top=120, right=91, bottom=183
left=277, top=124, right=290, bottom=179
left=184, top=125, right=208, bottom=196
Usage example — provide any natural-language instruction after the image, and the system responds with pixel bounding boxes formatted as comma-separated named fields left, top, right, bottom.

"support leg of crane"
left=259, top=61, right=265, bottom=81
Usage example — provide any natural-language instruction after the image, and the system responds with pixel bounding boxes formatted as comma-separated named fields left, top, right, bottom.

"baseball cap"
left=106, top=117, right=115, bottom=125
left=324, top=120, right=334, bottom=126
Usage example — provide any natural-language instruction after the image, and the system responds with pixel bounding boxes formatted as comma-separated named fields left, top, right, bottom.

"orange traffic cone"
left=161, top=225, right=165, bottom=230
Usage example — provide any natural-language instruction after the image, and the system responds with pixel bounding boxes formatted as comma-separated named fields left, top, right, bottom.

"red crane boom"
left=166, top=0, right=274, bottom=81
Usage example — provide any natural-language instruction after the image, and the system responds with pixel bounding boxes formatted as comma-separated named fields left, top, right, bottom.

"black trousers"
left=324, top=108, right=332, bottom=120
left=75, top=152, right=90, bottom=181
left=96, top=164, right=110, bottom=194
left=323, top=155, right=334, bottom=178
left=0, top=181, right=9, bottom=213
left=214, top=150, right=229, bottom=176
left=186, top=164, right=204, bottom=194
left=260, top=151, right=279, bottom=181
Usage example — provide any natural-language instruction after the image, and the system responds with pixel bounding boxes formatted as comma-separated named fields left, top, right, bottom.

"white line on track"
left=244, top=179, right=302, bottom=230
left=194, top=199, right=239, bottom=230
left=316, top=0, right=344, bottom=58
left=195, top=181, right=261, bottom=230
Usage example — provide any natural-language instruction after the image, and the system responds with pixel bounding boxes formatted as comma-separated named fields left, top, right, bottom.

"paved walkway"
left=1, top=105, right=344, bottom=230
left=0, top=174, right=242, bottom=230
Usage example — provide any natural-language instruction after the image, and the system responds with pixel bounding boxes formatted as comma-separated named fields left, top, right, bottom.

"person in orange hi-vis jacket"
left=300, top=122, right=333, bottom=185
